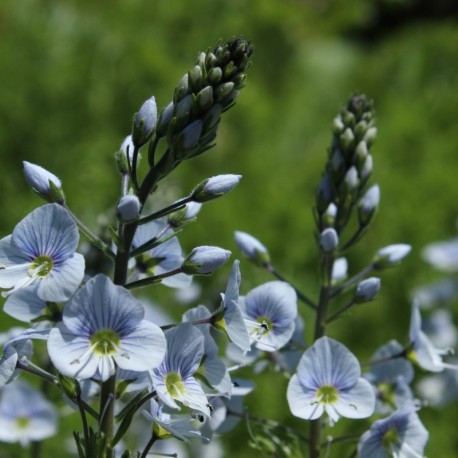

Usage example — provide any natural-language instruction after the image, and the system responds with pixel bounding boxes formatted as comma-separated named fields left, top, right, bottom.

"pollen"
left=30, top=255, right=54, bottom=277
left=316, top=385, right=339, bottom=404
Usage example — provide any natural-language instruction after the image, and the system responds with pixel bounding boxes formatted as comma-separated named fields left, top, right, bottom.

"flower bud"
left=191, top=174, right=241, bottom=203
left=117, top=195, right=141, bottom=222
left=358, top=184, right=380, bottom=226
left=374, top=244, right=412, bottom=269
left=340, top=127, right=356, bottom=154
left=115, top=135, right=135, bottom=174
left=177, top=120, right=203, bottom=153
left=23, top=161, right=64, bottom=203
left=234, top=231, right=270, bottom=266
left=320, top=228, right=339, bottom=253
left=156, top=101, right=174, bottom=137
left=181, top=246, right=231, bottom=274
left=332, top=257, right=348, bottom=283
left=132, top=96, right=157, bottom=147
left=168, top=201, right=202, bottom=228
left=315, top=173, right=334, bottom=214
left=364, top=127, right=377, bottom=147
left=355, top=277, right=381, bottom=303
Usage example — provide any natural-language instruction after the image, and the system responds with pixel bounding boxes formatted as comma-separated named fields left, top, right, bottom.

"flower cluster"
left=0, top=41, right=443, bottom=458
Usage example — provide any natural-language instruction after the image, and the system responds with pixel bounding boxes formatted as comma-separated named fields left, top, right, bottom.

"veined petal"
left=12, top=204, right=79, bottom=261
left=334, top=378, right=375, bottom=419
left=37, top=253, right=85, bottom=302
left=179, top=376, right=211, bottom=416
left=0, top=235, right=30, bottom=266
left=0, top=346, right=18, bottom=387
left=114, top=321, right=166, bottom=371
left=3, top=286, right=47, bottom=322
left=287, top=374, right=324, bottom=420
left=164, top=324, right=204, bottom=377
left=48, top=324, right=99, bottom=380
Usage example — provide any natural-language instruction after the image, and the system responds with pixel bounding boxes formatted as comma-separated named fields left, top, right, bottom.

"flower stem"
left=310, top=253, right=335, bottom=458
left=124, top=268, right=183, bottom=290
left=99, top=374, right=116, bottom=458
left=140, top=432, right=158, bottom=458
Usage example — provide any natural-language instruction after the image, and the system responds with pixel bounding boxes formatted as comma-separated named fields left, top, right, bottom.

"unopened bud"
left=355, top=277, right=381, bottom=303
left=168, top=201, right=202, bottom=228
left=234, top=231, right=270, bottom=267
left=23, top=161, right=64, bottom=203
left=364, top=127, right=377, bottom=147
left=374, top=244, right=411, bottom=269
left=315, top=173, right=334, bottom=214
left=117, top=195, right=141, bottom=222
left=358, top=184, right=380, bottom=226
left=191, top=174, right=241, bottom=203
left=182, top=246, right=231, bottom=274
left=132, top=96, right=157, bottom=147
left=320, top=228, right=339, bottom=253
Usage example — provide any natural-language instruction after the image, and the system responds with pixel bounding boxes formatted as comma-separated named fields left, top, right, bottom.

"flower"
left=213, top=261, right=251, bottom=352
left=0, top=204, right=85, bottom=302
left=150, top=323, right=210, bottom=416
left=143, top=398, right=206, bottom=442
left=408, top=301, right=458, bottom=372
left=47, top=274, right=166, bottom=381
left=358, top=407, right=429, bottom=458
left=240, top=281, right=297, bottom=352
left=183, top=305, right=231, bottom=394
left=287, top=336, right=375, bottom=425
left=0, top=380, right=57, bottom=446
left=422, top=237, right=458, bottom=272
left=132, top=96, right=157, bottom=147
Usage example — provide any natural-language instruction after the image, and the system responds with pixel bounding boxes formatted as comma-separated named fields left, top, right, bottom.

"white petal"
left=335, top=378, right=375, bottom=419
left=287, top=374, right=323, bottom=420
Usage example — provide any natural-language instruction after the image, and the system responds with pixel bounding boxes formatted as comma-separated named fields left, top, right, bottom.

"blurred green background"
left=1, top=0, right=458, bottom=456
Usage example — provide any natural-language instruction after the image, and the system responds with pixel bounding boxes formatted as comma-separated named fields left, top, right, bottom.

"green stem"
left=330, top=264, right=374, bottom=298
left=99, top=374, right=116, bottom=458
left=140, top=432, right=158, bottom=458
left=134, top=196, right=192, bottom=226
left=326, top=298, right=357, bottom=324
left=125, top=268, right=183, bottom=290
left=310, top=253, right=335, bottom=458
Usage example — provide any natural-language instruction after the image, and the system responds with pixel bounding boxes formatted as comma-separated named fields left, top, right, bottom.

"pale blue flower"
left=358, top=407, right=428, bottom=458
left=374, top=244, right=411, bottom=269
left=0, top=328, right=33, bottom=388
left=183, top=305, right=231, bottom=394
left=240, top=281, right=297, bottom=352
left=417, top=361, right=458, bottom=407
left=409, top=301, right=458, bottom=372
left=0, top=380, right=57, bottom=446
left=422, top=237, right=458, bottom=272
left=214, top=261, right=251, bottom=352
left=132, top=219, right=191, bottom=289
left=47, top=274, right=166, bottom=381
left=151, top=323, right=210, bottom=416
left=3, top=285, right=46, bottom=322
left=287, top=337, right=375, bottom=424
left=143, top=398, right=206, bottom=442
left=0, top=204, right=85, bottom=302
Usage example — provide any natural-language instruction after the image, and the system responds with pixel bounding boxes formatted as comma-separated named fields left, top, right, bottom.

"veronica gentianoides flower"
left=47, top=274, right=166, bottom=381
left=150, top=323, right=210, bottom=416
left=240, top=281, right=297, bottom=352
left=0, top=204, right=85, bottom=301
left=287, top=336, right=375, bottom=425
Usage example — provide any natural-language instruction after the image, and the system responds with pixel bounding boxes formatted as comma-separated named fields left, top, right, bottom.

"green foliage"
left=1, top=0, right=457, bottom=456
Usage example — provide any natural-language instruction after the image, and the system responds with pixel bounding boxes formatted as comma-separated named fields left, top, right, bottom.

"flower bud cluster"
left=315, top=94, right=378, bottom=232
left=156, top=39, right=253, bottom=164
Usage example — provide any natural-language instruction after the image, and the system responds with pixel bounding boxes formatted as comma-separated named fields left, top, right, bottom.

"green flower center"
left=256, top=316, right=272, bottom=334
left=30, top=255, right=54, bottom=277
left=316, top=385, right=339, bottom=404
left=165, top=372, right=185, bottom=398
left=90, top=329, right=120, bottom=355
left=15, top=416, right=30, bottom=429
left=382, top=427, right=399, bottom=449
